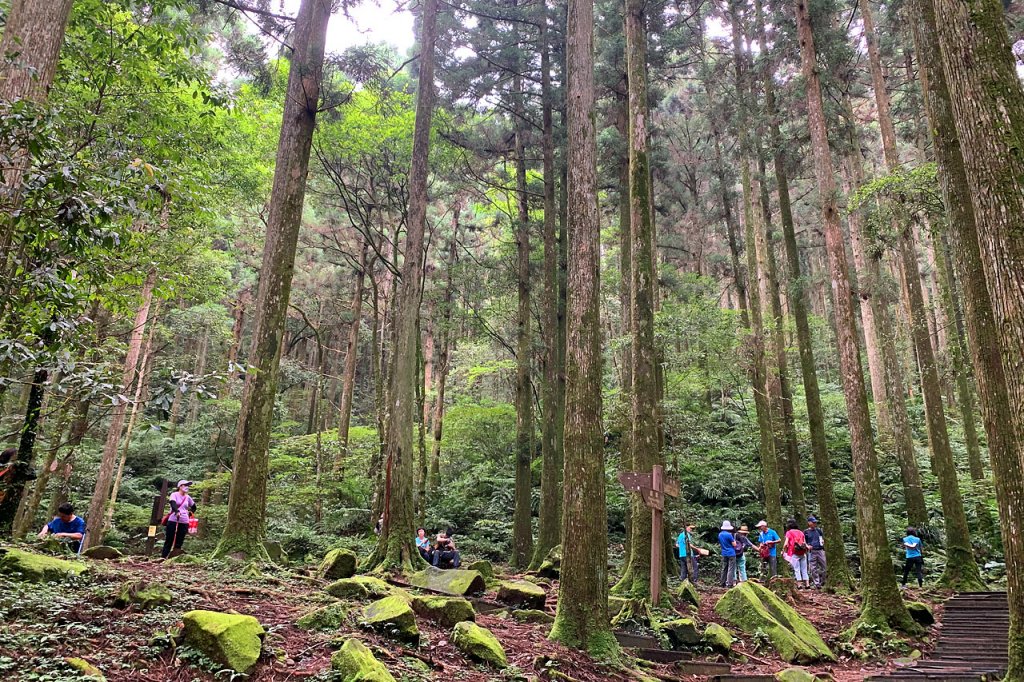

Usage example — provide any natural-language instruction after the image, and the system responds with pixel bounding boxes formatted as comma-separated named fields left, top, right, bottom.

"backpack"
left=793, top=539, right=809, bottom=556
left=759, top=543, right=773, bottom=560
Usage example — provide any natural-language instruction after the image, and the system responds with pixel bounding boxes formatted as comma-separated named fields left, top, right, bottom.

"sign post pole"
left=617, top=465, right=679, bottom=605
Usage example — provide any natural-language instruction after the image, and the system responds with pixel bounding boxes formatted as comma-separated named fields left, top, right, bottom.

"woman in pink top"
left=162, top=479, right=196, bottom=558
left=783, top=518, right=810, bottom=587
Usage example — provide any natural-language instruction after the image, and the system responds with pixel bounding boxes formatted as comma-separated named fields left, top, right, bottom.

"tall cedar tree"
left=215, top=0, right=332, bottom=559
left=928, top=0, right=1024, bottom=669
left=366, top=0, right=439, bottom=572
left=548, top=0, right=618, bottom=656
left=335, top=241, right=367, bottom=470
left=793, top=0, right=915, bottom=633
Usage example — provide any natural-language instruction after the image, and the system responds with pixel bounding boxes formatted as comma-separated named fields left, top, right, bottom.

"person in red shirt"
left=783, top=518, right=810, bottom=588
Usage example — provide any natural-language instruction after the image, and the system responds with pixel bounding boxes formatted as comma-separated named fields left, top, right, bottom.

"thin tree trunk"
left=186, top=330, right=209, bottom=427
left=215, top=0, right=331, bottom=559
left=794, top=0, right=915, bottom=631
left=428, top=208, right=459, bottom=494
left=335, top=241, right=366, bottom=471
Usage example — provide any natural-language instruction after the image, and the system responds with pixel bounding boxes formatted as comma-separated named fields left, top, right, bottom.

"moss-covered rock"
left=360, top=595, right=419, bottom=643
left=496, top=579, right=546, bottom=609
left=537, top=544, right=561, bottom=579
left=326, top=575, right=395, bottom=600
left=657, top=618, right=702, bottom=650
left=608, top=595, right=628, bottom=620
left=675, top=579, right=700, bottom=607
left=466, top=560, right=494, bottom=579
left=297, top=601, right=351, bottom=630
left=319, top=548, right=358, bottom=580
left=714, top=581, right=834, bottom=663
left=703, top=622, right=733, bottom=653
left=65, top=657, right=105, bottom=680
left=905, top=601, right=935, bottom=626
left=330, top=639, right=396, bottom=682
left=113, top=580, right=173, bottom=610
left=181, top=610, right=265, bottom=674
left=451, top=621, right=507, bottom=667
left=511, top=609, right=554, bottom=624
left=82, top=545, right=122, bottom=561
left=408, top=566, right=486, bottom=596
left=263, top=541, right=288, bottom=564
left=411, top=596, right=475, bottom=628
left=0, top=548, right=87, bottom=583
left=775, top=668, right=818, bottom=682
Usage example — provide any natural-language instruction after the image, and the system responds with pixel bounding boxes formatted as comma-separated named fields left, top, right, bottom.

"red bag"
left=759, top=544, right=772, bottom=560
left=187, top=518, right=199, bottom=535
left=161, top=513, right=170, bottom=526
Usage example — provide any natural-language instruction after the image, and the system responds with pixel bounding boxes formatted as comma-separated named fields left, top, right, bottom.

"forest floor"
left=0, top=549, right=945, bottom=682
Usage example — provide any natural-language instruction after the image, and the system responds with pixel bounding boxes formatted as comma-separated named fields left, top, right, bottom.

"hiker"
left=161, top=480, right=196, bottom=559
left=734, top=525, right=755, bottom=582
left=432, top=532, right=460, bottom=569
left=37, top=502, right=86, bottom=553
left=415, top=527, right=433, bottom=563
left=675, top=523, right=698, bottom=582
left=804, top=516, right=826, bottom=588
left=902, top=527, right=924, bottom=588
left=718, top=521, right=738, bottom=588
left=374, top=514, right=383, bottom=535
left=756, top=520, right=781, bottom=578
left=783, top=518, right=810, bottom=588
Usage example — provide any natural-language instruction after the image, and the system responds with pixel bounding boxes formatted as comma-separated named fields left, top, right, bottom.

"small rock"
left=776, top=668, right=817, bottom=682
left=537, top=544, right=561, bottom=579
left=910, top=649, right=922, bottom=660
left=330, top=638, right=395, bottom=681
left=451, top=621, right=507, bottom=667
left=411, top=596, right=475, bottom=628
left=82, top=545, right=122, bottom=561
left=181, top=610, right=265, bottom=674
left=675, top=579, right=700, bottom=607
left=496, top=579, right=546, bottom=609
left=65, top=657, right=105, bottom=680
left=319, top=548, right=358, bottom=580
left=263, top=541, right=288, bottom=564
left=703, top=622, right=733, bottom=653
left=904, top=601, right=935, bottom=626
left=657, top=617, right=702, bottom=650
left=0, top=548, right=87, bottom=583
left=511, top=609, right=554, bottom=624
left=360, top=595, right=419, bottom=643
left=466, top=560, right=494, bottom=579
left=296, top=602, right=350, bottom=630
left=608, top=595, right=628, bottom=621
left=113, top=580, right=173, bottom=610
left=326, top=575, right=395, bottom=600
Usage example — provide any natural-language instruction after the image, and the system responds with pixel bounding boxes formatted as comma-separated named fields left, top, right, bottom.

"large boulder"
left=0, top=548, right=87, bottom=583
left=537, top=544, right=561, bottom=579
left=657, top=618, right=702, bottom=650
left=905, top=601, right=935, bottom=626
left=675, top=579, right=700, bottom=607
left=319, top=548, right=358, bottom=580
left=113, top=580, right=173, bottom=610
left=466, top=560, right=494, bottom=579
left=703, top=622, right=733, bottom=654
left=82, top=545, right=122, bottom=561
left=408, top=566, right=486, bottom=596
left=714, top=581, right=834, bottom=664
left=330, top=639, right=395, bottom=682
left=181, top=610, right=265, bottom=674
left=65, top=657, right=105, bottom=681
left=360, top=595, right=419, bottom=643
left=326, top=576, right=395, bottom=600
left=296, top=602, right=351, bottom=630
left=496, top=579, right=546, bottom=609
left=411, top=596, right=475, bottom=628
left=451, top=621, right=507, bottom=667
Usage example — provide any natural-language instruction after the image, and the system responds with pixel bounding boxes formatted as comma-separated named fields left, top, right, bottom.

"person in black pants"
left=901, top=527, right=924, bottom=587
left=161, top=480, right=196, bottom=559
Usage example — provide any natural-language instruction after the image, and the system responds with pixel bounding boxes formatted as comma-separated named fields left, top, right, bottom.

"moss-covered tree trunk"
left=923, top=0, right=1024, bottom=669
left=549, top=0, right=617, bottom=656
left=335, top=241, right=366, bottom=471
left=365, top=0, right=437, bottom=574
left=214, top=0, right=331, bottom=560
left=428, top=208, right=458, bottom=494
left=795, top=0, right=915, bottom=632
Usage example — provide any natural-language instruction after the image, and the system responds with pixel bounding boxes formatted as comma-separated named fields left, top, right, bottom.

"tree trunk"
left=0, top=361, right=48, bottom=535
left=83, top=268, right=156, bottom=548
left=794, top=0, right=915, bottom=631
left=215, top=0, right=331, bottom=560
left=366, top=0, right=438, bottom=573
left=549, top=0, right=616, bottom=655
left=916, top=0, right=1024, bottom=669
left=335, top=241, right=367, bottom=471
left=428, top=208, right=459, bottom=494
left=186, top=329, right=209, bottom=427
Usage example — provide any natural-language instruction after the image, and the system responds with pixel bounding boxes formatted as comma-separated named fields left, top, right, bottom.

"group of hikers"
left=415, top=528, right=461, bottom=568
left=678, top=516, right=928, bottom=589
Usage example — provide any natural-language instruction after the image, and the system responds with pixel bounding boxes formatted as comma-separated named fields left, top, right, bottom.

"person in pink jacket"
left=161, top=480, right=196, bottom=559
left=783, top=518, right=810, bottom=588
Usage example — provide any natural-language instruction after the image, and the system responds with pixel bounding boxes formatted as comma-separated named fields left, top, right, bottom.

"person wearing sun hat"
left=755, top=519, right=781, bottom=578
left=733, top=525, right=756, bottom=582
left=161, top=479, right=197, bottom=559
left=718, top=521, right=738, bottom=587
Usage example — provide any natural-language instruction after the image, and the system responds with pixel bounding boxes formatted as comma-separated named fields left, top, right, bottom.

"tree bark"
left=428, top=208, right=459, bottom=494
left=215, top=0, right=331, bottom=559
left=549, top=0, right=617, bottom=655
left=794, top=0, right=915, bottom=632
left=335, top=241, right=367, bottom=471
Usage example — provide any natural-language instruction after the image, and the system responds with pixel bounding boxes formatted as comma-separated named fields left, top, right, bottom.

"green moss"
left=714, top=582, right=834, bottom=663
left=466, top=560, right=494, bottom=579
left=65, top=657, right=105, bottom=680
left=675, top=579, right=700, bottom=607
left=411, top=596, right=475, bottom=628
left=0, top=548, right=87, bottom=583
left=657, top=617, right=701, bottom=650
left=330, top=639, right=395, bottom=681
left=703, top=622, right=733, bottom=653
left=360, top=595, right=419, bottom=643
left=181, top=610, right=265, bottom=674
left=451, top=621, right=507, bottom=667
left=511, top=609, right=554, bottom=624
left=607, top=596, right=628, bottom=621
left=113, top=580, right=173, bottom=610
left=326, top=575, right=395, bottom=600
left=537, top=544, right=561, bottom=579
left=904, top=601, right=935, bottom=626
left=496, top=579, right=546, bottom=609
left=775, top=668, right=817, bottom=682
left=82, top=545, right=122, bottom=561
left=319, top=548, right=358, bottom=580
left=407, top=566, right=486, bottom=595
left=296, top=602, right=351, bottom=630
left=263, top=541, right=288, bottom=564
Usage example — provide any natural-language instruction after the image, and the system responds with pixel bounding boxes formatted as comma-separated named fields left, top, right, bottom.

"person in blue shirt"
left=415, top=528, right=433, bottom=563
left=37, top=503, right=86, bottom=553
left=675, top=523, right=698, bottom=582
left=718, top=521, right=738, bottom=588
left=902, top=527, right=924, bottom=587
left=756, top=520, right=781, bottom=578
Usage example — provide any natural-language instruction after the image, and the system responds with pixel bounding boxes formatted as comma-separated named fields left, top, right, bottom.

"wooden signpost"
left=617, top=464, right=679, bottom=603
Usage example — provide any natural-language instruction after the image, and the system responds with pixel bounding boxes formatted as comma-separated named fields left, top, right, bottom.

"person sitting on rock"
left=37, top=502, right=86, bottom=553
left=432, top=532, right=461, bottom=569
left=415, top=527, right=433, bottom=563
